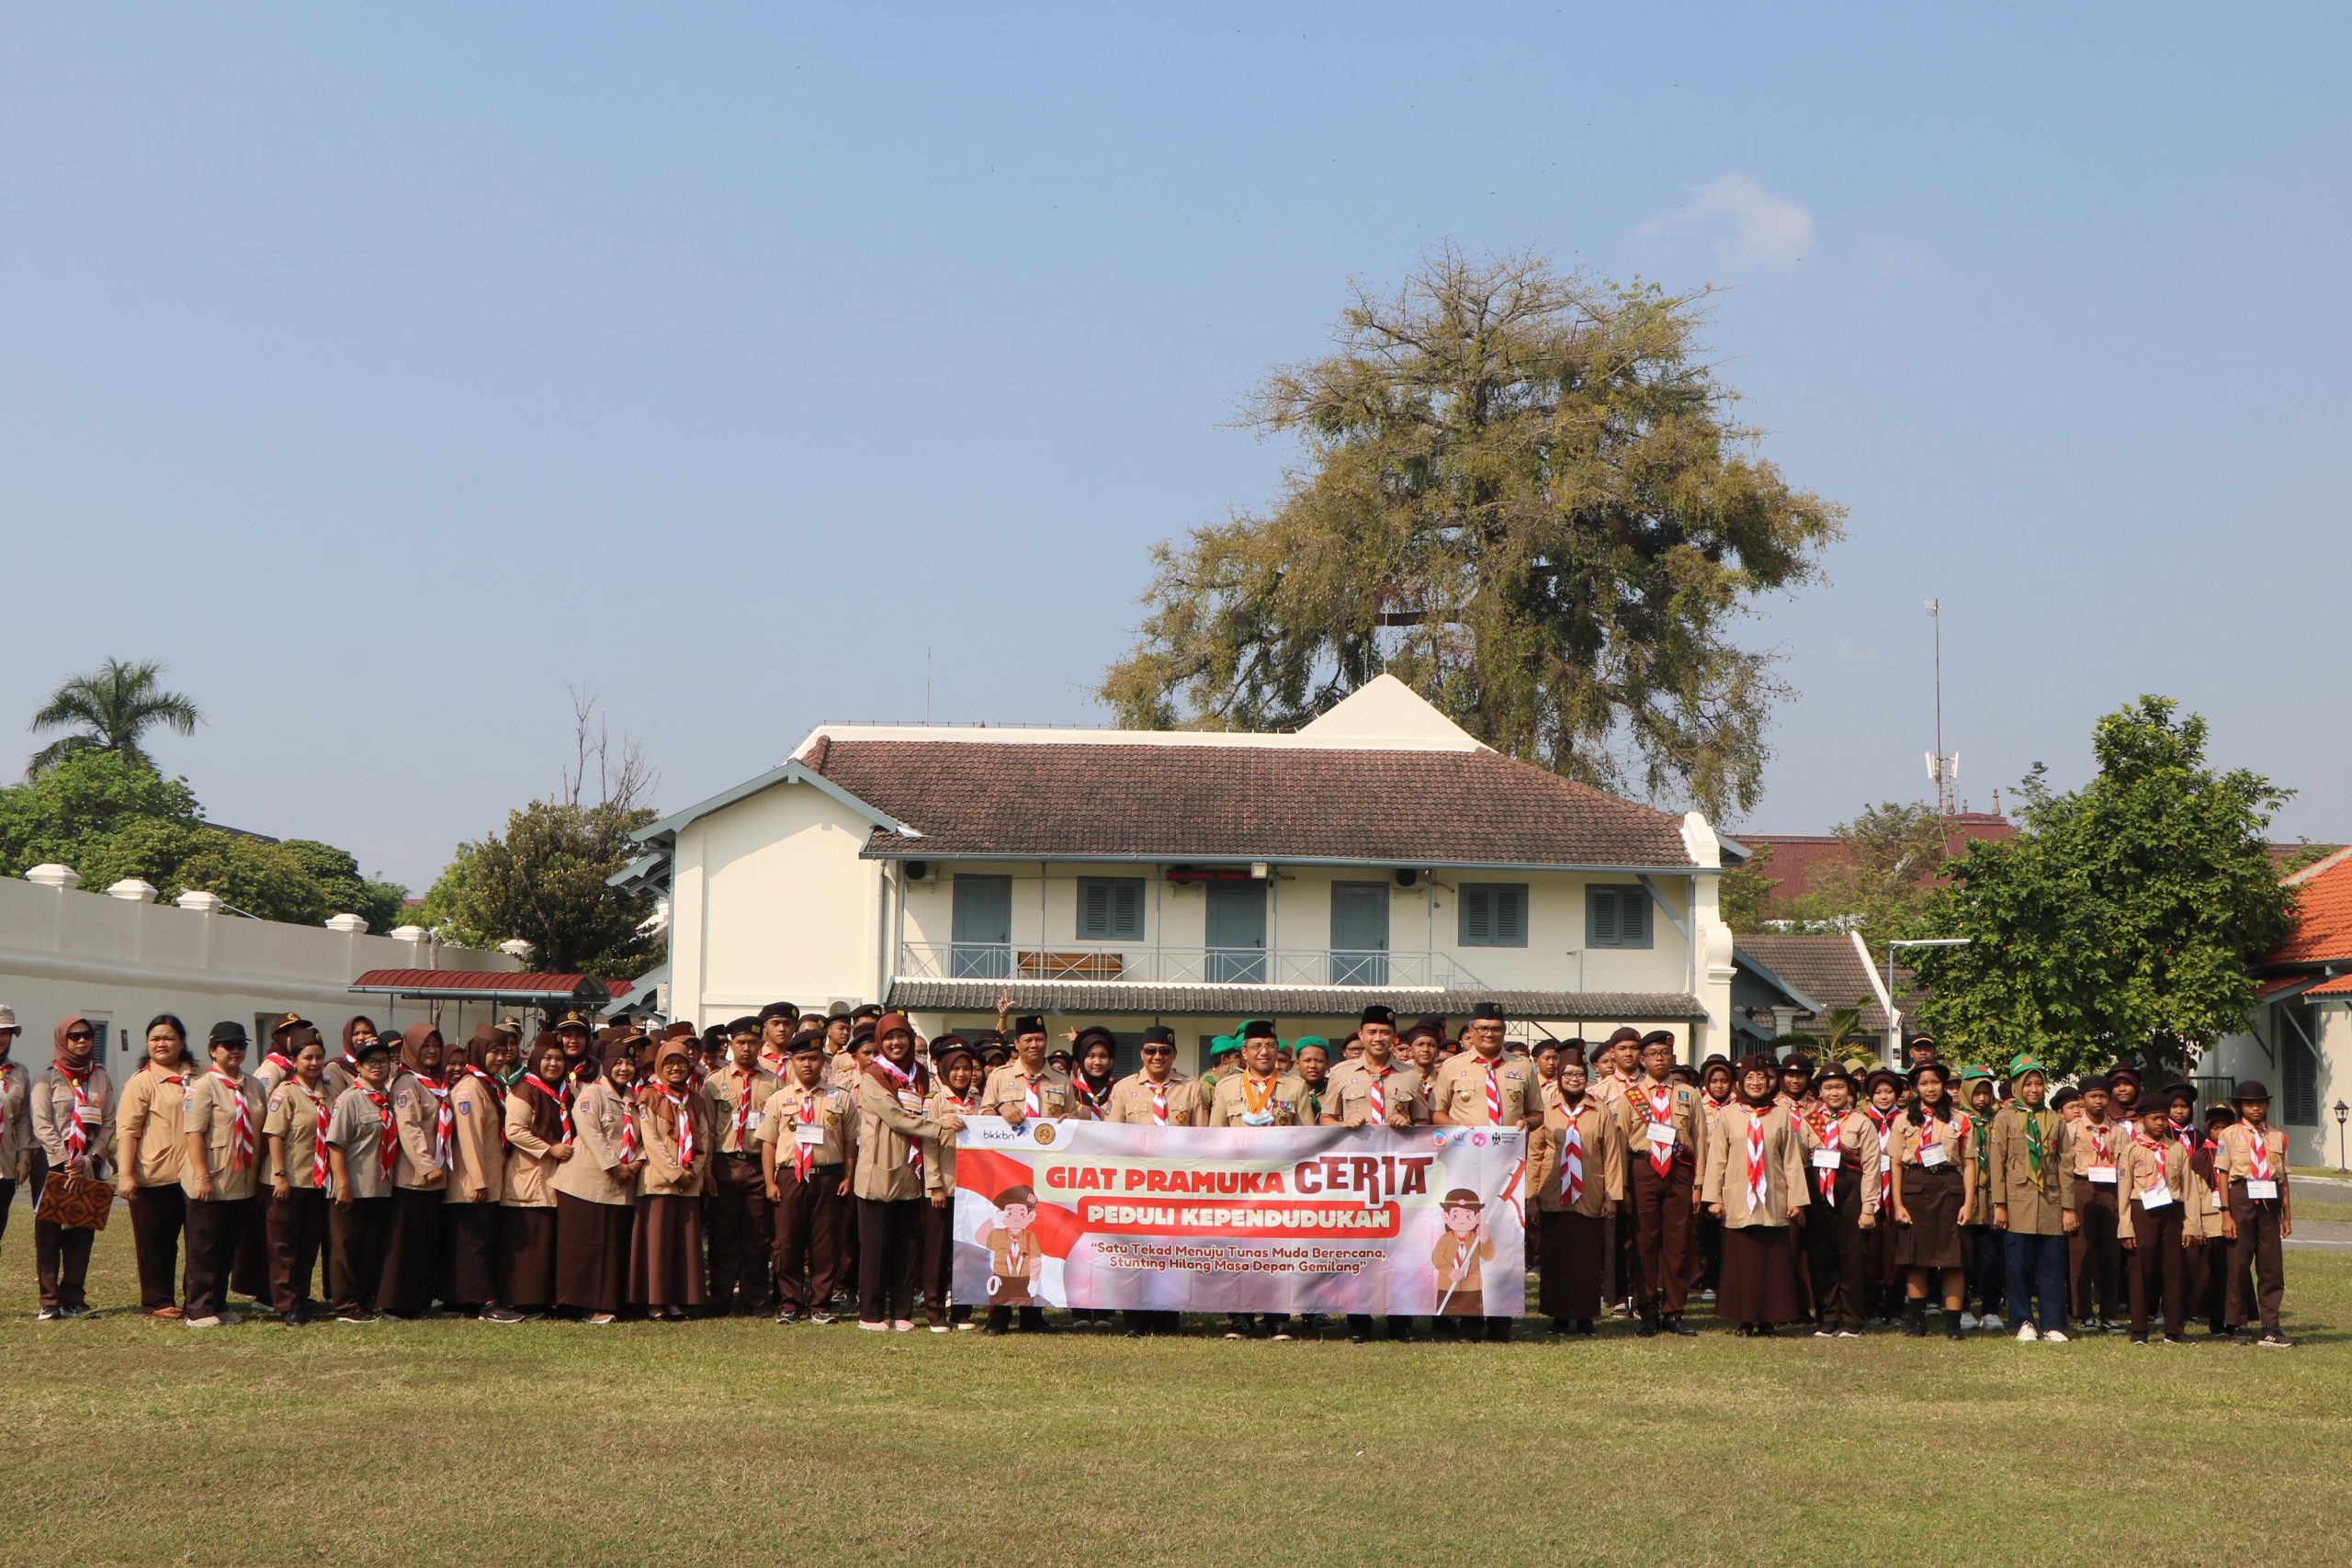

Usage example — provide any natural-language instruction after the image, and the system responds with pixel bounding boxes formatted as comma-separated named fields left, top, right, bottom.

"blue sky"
left=4, top=6, right=2345, bottom=891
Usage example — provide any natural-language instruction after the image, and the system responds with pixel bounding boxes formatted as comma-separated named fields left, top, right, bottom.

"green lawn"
left=2, top=1224, right=2346, bottom=1568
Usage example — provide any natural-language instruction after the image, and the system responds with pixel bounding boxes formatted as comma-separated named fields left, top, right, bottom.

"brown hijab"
left=397, top=1023, right=444, bottom=1079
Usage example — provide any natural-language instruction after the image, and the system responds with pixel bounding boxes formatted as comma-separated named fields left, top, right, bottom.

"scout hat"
left=1012, top=1014, right=1047, bottom=1039
left=1440, top=1189, right=1483, bottom=1212
left=658, top=1021, right=695, bottom=1041
left=1293, top=1034, right=1329, bottom=1055
left=850, top=1020, right=877, bottom=1045
left=929, top=1032, right=969, bottom=1060
left=1360, top=1003, right=1396, bottom=1027
left=1073, top=1024, right=1116, bottom=1052
left=2007, top=1054, right=2046, bottom=1081
left=1863, top=1066, right=1904, bottom=1096
left=1403, top=1015, right=1443, bottom=1042
left=1140, top=1025, right=1177, bottom=1046
left=1238, top=1019, right=1277, bottom=1042
left=1779, top=1051, right=1815, bottom=1078
left=1698, top=1053, right=1732, bottom=1075
left=1604, top=1025, right=1643, bottom=1048
left=208, top=1020, right=250, bottom=1047
left=0, top=1004, right=17, bottom=1031
left=353, top=1033, right=395, bottom=1061
left=1046, top=1049, right=1074, bottom=1072
left=2105, top=1062, right=2143, bottom=1085
left=2077, top=1073, right=2111, bottom=1094
left=2160, top=1080, right=2199, bottom=1109
left=1816, top=1065, right=1860, bottom=1095
left=495, top=1015, right=525, bottom=1038
left=269, top=1010, right=312, bottom=1042
left=2050, top=1085, right=2081, bottom=1111
left=726, top=1015, right=762, bottom=1037
left=1668, top=1064, right=1700, bottom=1087
left=1471, top=1000, right=1505, bottom=1022
left=758, top=1000, right=799, bottom=1024
left=2229, top=1079, right=2270, bottom=1104
left=786, top=1031, right=825, bottom=1056
left=994, top=1184, right=1037, bottom=1210
left=1639, top=1029, right=1677, bottom=1051
left=1207, top=1034, right=1239, bottom=1061
left=556, top=1010, right=593, bottom=1035
left=852, top=1004, right=885, bottom=1022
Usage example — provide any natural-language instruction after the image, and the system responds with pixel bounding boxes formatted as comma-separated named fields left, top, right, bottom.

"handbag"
left=35, top=1168, right=115, bottom=1231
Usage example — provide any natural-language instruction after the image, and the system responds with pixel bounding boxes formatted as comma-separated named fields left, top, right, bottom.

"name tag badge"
left=1242, top=1111, right=1273, bottom=1127
left=2138, top=1186, right=2172, bottom=1210
left=1646, top=1122, right=1677, bottom=1150
left=1879, top=1156, right=1893, bottom=1173
left=78, top=1106, right=104, bottom=1124
left=2086, top=1166, right=2116, bottom=1184
left=1810, top=1147, right=1842, bottom=1170
left=898, top=1090, right=923, bottom=1113
left=744, top=1110, right=763, bottom=1132
left=1919, top=1145, right=1949, bottom=1168
left=795, top=1123, right=827, bottom=1147
left=2245, top=1179, right=2279, bottom=1200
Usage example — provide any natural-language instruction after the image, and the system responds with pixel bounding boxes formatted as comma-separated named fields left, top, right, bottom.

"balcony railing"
left=897, top=941, right=1490, bottom=990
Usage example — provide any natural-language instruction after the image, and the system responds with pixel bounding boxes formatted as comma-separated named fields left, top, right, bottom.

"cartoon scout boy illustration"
left=1433, top=1189, right=1496, bottom=1318
left=976, top=1183, right=1044, bottom=1308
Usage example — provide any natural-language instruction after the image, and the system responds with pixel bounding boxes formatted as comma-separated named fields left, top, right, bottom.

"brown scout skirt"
left=556, top=1191, right=634, bottom=1315
left=500, top=1206, right=558, bottom=1309
left=442, top=1201, right=502, bottom=1306
left=1894, top=1162, right=1965, bottom=1269
left=1718, top=1224, right=1806, bottom=1325
left=628, top=1193, right=707, bottom=1310
left=1538, top=1209, right=1605, bottom=1320
left=376, top=1188, right=445, bottom=1314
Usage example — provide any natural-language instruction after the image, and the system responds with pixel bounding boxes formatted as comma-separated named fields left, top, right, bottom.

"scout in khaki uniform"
left=1798, top=1066, right=1880, bottom=1337
left=0, top=1005, right=30, bottom=1258
left=759, top=1032, right=855, bottom=1325
left=553, top=1044, right=642, bottom=1325
left=754, top=1001, right=799, bottom=1078
left=1691, top=1053, right=1736, bottom=1301
left=1206, top=1020, right=1306, bottom=1339
left=1432, top=1004, right=1539, bottom=1341
left=703, top=1017, right=781, bottom=1316
left=1609, top=1029, right=1706, bottom=1338
left=1703, top=1055, right=1812, bottom=1336
left=261, top=1029, right=333, bottom=1324
left=494, top=1035, right=569, bottom=1320
left=1955, top=1066, right=2004, bottom=1329
left=442, top=1026, right=509, bottom=1318
left=1058, top=1025, right=1122, bottom=1329
left=1431, top=1190, right=1497, bottom=1319
left=1103, top=1025, right=1199, bottom=1337
left=980, top=1014, right=1073, bottom=1125
left=1858, top=1066, right=1906, bottom=1324
left=852, top=1011, right=961, bottom=1331
left=921, top=1042, right=980, bottom=1331
left=322, top=1035, right=399, bottom=1322
left=177, top=1021, right=267, bottom=1327
left=2064, top=1073, right=2125, bottom=1332
left=378, top=1025, right=452, bottom=1317
left=2116, top=1083, right=2217, bottom=1345
left=2151, top=1082, right=2216, bottom=1340
left=1319, top=1005, right=1427, bottom=1343
left=323, top=1015, right=379, bottom=1103
left=1889, top=1063, right=1976, bottom=1340
left=2212, top=1080, right=2291, bottom=1346
left=1532, top=1049, right=1624, bottom=1335
left=30, top=1015, right=115, bottom=1318
left=632, top=1025, right=712, bottom=1321
left=1986, top=1056, right=2074, bottom=1341
left=116, top=1014, right=197, bottom=1317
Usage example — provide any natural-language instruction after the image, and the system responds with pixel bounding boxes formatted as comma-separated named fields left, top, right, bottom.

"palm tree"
left=28, top=658, right=203, bottom=776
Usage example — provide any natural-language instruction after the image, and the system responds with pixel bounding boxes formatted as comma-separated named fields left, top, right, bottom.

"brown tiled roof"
left=1741, top=813, right=2018, bottom=917
left=807, top=740, right=1694, bottom=868
left=348, top=970, right=611, bottom=1002
left=1732, top=933, right=1920, bottom=1036
left=886, top=979, right=1706, bottom=1021
left=2268, top=847, right=2352, bottom=966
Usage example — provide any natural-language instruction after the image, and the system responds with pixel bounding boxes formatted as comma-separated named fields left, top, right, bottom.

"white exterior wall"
left=671, top=783, right=881, bottom=1021
left=0, top=874, right=518, bottom=1074
left=2207, top=998, right=2351, bottom=1168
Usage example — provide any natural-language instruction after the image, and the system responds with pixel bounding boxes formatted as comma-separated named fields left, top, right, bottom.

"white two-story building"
left=618, top=677, right=1740, bottom=1076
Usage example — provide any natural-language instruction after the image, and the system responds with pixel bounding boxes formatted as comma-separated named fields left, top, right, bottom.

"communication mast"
left=1923, top=600, right=1958, bottom=818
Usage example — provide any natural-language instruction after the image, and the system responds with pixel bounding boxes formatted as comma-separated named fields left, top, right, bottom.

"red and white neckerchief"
left=2131, top=1127, right=2170, bottom=1201
left=1023, top=1073, right=1043, bottom=1118
left=413, top=1075, right=454, bottom=1169
left=1148, top=1077, right=1170, bottom=1126
left=2245, top=1125, right=2274, bottom=1185
left=1643, top=1083, right=1677, bottom=1178
left=264, top=1052, right=297, bottom=1082
left=1864, top=1105, right=1899, bottom=1206
left=364, top=1089, right=397, bottom=1183
left=2169, top=1119, right=2197, bottom=1161
left=616, top=1087, right=641, bottom=1165
left=1745, top=1106, right=1770, bottom=1210
left=1812, top=1107, right=1846, bottom=1201
left=463, top=1066, right=509, bottom=1149
left=791, top=1089, right=820, bottom=1181
left=1074, top=1076, right=1112, bottom=1117
left=215, top=1069, right=254, bottom=1169
left=1913, top=1111, right=1944, bottom=1163
left=522, top=1073, right=573, bottom=1145
left=730, top=1068, right=759, bottom=1148
left=1482, top=1058, right=1503, bottom=1124
left=661, top=1087, right=696, bottom=1173
left=2086, top=1122, right=2111, bottom=1166
left=304, top=1082, right=331, bottom=1188
left=1366, top=1064, right=1390, bottom=1125
left=55, top=1060, right=97, bottom=1160
left=1557, top=1099, right=1587, bottom=1204
left=875, top=1056, right=923, bottom=1176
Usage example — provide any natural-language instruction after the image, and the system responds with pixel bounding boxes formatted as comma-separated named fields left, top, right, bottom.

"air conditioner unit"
left=904, top=860, right=934, bottom=883
left=1396, top=868, right=1425, bottom=889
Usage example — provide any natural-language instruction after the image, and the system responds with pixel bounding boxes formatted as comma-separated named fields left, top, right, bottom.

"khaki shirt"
left=1611, top=1077, right=1709, bottom=1175
left=704, top=1065, right=781, bottom=1156
left=854, top=1068, right=941, bottom=1202
left=1205, top=1071, right=1307, bottom=1128
left=448, top=1072, right=507, bottom=1205
left=389, top=1074, right=450, bottom=1190
left=756, top=1080, right=854, bottom=1168
left=0, top=1060, right=31, bottom=1179
left=979, top=1062, right=1072, bottom=1120
left=1322, top=1059, right=1428, bottom=1127
left=1103, top=1072, right=1206, bottom=1127
left=926, top=1086, right=979, bottom=1195
left=118, top=1062, right=193, bottom=1188
left=1281, top=1074, right=1332, bottom=1127
left=178, top=1070, right=266, bottom=1201
left=1430, top=1052, right=1544, bottom=1126
left=2118, top=1134, right=2219, bottom=1239
left=1890, top=1112, right=1978, bottom=1216
left=639, top=1086, right=710, bottom=1198
left=1798, top=1107, right=1883, bottom=1219
left=1703, top=1101, right=1812, bottom=1228
left=262, top=1077, right=330, bottom=1190
left=2212, top=1123, right=2288, bottom=1188
left=1531, top=1090, right=1624, bottom=1216
left=1987, top=1104, right=2071, bottom=1234
left=503, top=1079, right=569, bottom=1208
left=324, top=1087, right=396, bottom=1201
left=552, top=1080, right=639, bottom=1208
left=31, top=1063, right=118, bottom=1173
left=2066, top=1118, right=2126, bottom=1183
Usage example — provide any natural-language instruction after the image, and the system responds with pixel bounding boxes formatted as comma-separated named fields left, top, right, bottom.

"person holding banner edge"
left=1105, top=1024, right=1203, bottom=1337
left=1428, top=1001, right=1543, bottom=1342
left=1206, top=1019, right=1309, bottom=1339
left=1323, top=1004, right=1428, bottom=1344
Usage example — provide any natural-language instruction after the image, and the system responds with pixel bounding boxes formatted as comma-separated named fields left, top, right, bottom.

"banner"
left=947, top=1117, right=1527, bottom=1316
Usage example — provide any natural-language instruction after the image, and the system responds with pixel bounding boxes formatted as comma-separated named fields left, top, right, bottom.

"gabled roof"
left=1731, top=931, right=1918, bottom=1036
left=808, top=739, right=1697, bottom=868
left=2268, top=845, right=2352, bottom=966
left=626, top=759, right=917, bottom=852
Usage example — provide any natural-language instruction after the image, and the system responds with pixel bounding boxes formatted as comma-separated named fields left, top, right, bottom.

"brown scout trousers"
left=2124, top=1198, right=2187, bottom=1337
left=328, top=1195, right=394, bottom=1313
left=771, top=1164, right=847, bottom=1313
left=126, top=1183, right=188, bottom=1311
left=1628, top=1148, right=1695, bottom=1315
left=1804, top=1166, right=1870, bottom=1328
left=2069, top=1178, right=2123, bottom=1322
left=706, top=1152, right=775, bottom=1311
left=182, top=1195, right=247, bottom=1320
left=267, top=1187, right=328, bottom=1312
left=2225, top=1181, right=2285, bottom=1332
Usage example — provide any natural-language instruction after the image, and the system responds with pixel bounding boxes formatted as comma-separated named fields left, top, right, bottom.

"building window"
left=1459, top=883, right=1529, bottom=948
left=2283, top=1004, right=2321, bottom=1126
left=1077, top=877, right=1146, bottom=941
left=1587, top=885, right=1652, bottom=949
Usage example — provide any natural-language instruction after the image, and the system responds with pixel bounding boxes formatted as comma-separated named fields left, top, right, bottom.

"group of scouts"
left=0, top=996, right=2296, bottom=1346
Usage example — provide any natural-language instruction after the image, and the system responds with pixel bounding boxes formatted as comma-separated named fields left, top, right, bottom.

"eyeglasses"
left=1140, top=1046, right=1173, bottom=1056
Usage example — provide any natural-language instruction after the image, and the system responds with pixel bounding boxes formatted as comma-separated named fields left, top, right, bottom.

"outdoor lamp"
left=2335, top=1100, right=2348, bottom=1174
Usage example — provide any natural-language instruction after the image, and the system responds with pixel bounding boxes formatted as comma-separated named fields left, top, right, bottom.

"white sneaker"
left=1699, top=1290, right=1717, bottom=1303
left=186, top=1315, right=223, bottom=1329
left=216, top=1311, right=241, bottom=1326
left=855, top=1320, right=888, bottom=1333
left=1982, top=1313, right=2005, bottom=1331
left=1960, top=1312, right=1979, bottom=1330
left=2016, top=1322, right=2040, bottom=1342
left=2041, top=1328, right=2068, bottom=1344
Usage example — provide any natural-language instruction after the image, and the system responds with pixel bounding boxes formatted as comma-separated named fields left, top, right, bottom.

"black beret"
left=2076, top=1074, right=2111, bottom=1094
left=208, top=1021, right=250, bottom=1046
left=2229, top=1079, right=2270, bottom=1103
left=1405, top=1015, right=1445, bottom=1041
left=2160, top=1080, right=2199, bottom=1107
left=1605, top=1026, right=1643, bottom=1046
left=727, top=1015, right=763, bottom=1036
left=2049, top=1085, right=2081, bottom=1110
left=1639, top=1029, right=1677, bottom=1049
left=1360, top=1004, right=1396, bottom=1027
left=758, top=1001, right=799, bottom=1023
left=851, top=1004, right=884, bottom=1021
left=1780, top=1053, right=1815, bottom=1076
left=786, top=1032, right=824, bottom=1056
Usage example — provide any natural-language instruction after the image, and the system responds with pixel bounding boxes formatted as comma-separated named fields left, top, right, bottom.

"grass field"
left=3, top=1224, right=2346, bottom=1568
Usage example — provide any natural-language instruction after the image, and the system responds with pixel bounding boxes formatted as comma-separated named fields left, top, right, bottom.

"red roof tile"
left=1741, top=814, right=2017, bottom=917
left=2301, top=973, right=2352, bottom=998
left=808, top=740, right=1696, bottom=868
left=2269, top=848, right=2352, bottom=965
left=349, top=970, right=611, bottom=1001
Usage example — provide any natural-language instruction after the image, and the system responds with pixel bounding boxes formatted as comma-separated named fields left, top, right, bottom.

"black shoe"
left=2163, top=1333, right=2191, bottom=1346
left=2231, top=1327, right=2256, bottom=1346
left=1575, top=1319, right=1594, bottom=1336
left=280, top=1311, right=303, bottom=1327
left=1758, top=1323, right=1778, bottom=1338
left=481, top=1306, right=526, bottom=1325
left=982, top=1324, right=1009, bottom=1337
left=1549, top=1317, right=1570, bottom=1336
left=2131, top=1334, right=2150, bottom=1345
left=1634, top=1316, right=1658, bottom=1338
left=1905, top=1301, right=1927, bottom=1338
left=1124, top=1328, right=1145, bottom=1339
left=1944, top=1317, right=1963, bottom=1341
left=1666, top=1314, right=1698, bottom=1337
left=1348, top=1332, right=1368, bottom=1344
left=335, top=1309, right=378, bottom=1324
left=1487, top=1321, right=1514, bottom=1343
